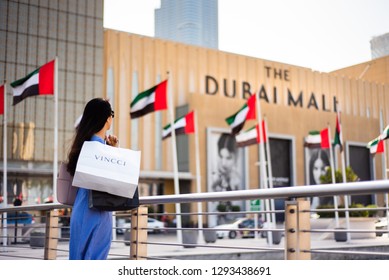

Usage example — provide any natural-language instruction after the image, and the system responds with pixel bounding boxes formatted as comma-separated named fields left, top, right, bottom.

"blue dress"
left=69, top=135, right=112, bottom=260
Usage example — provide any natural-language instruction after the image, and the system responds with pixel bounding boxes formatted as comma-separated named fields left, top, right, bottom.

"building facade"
left=1, top=1, right=388, bottom=228
left=331, top=55, right=389, bottom=85
left=104, top=30, right=389, bottom=226
left=155, top=0, right=218, bottom=49
left=0, top=0, right=103, bottom=205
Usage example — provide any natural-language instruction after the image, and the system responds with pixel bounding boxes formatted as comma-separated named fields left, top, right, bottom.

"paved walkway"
left=1, top=232, right=388, bottom=260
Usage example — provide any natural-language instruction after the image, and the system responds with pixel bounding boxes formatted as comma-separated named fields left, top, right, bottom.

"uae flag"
left=225, top=93, right=256, bottom=135
left=367, top=136, right=384, bottom=154
left=11, top=60, right=55, bottom=106
left=0, top=84, right=4, bottom=115
left=162, top=111, right=195, bottom=139
left=130, top=80, right=168, bottom=118
left=236, top=121, right=266, bottom=147
left=304, top=128, right=330, bottom=149
left=334, top=113, right=343, bottom=152
left=367, top=125, right=389, bottom=155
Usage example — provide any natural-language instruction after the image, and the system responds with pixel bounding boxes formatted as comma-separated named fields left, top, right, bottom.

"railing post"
left=130, top=206, right=148, bottom=260
left=44, top=209, right=59, bottom=260
left=284, top=199, right=311, bottom=260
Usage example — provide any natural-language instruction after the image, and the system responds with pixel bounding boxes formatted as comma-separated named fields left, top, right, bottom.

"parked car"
left=146, top=218, right=165, bottom=233
left=238, top=218, right=264, bottom=238
left=116, top=217, right=131, bottom=234
left=213, top=217, right=249, bottom=239
left=121, top=217, right=165, bottom=234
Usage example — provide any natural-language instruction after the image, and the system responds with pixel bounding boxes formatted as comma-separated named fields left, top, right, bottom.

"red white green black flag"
left=334, top=113, right=343, bottom=152
left=11, top=60, right=55, bottom=106
left=235, top=121, right=266, bottom=147
left=130, top=80, right=168, bottom=118
left=162, top=111, right=195, bottom=140
left=304, top=128, right=330, bottom=149
left=367, top=137, right=384, bottom=154
left=225, top=93, right=256, bottom=135
left=367, top=125, right=389, bottom=155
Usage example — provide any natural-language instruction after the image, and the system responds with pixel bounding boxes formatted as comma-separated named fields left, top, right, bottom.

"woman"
left=67, top=98, right=118, bottom=260
left=212, top=133, right=240, bottom=192
left=212, top=133, right=241, bottom=224
left=309, top=149, right=330, bottom=185
left=308, top=149, right=331, bottom=209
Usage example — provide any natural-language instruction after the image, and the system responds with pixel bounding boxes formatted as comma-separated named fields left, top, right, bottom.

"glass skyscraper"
left=155, top=0, right=218, bottom=49
left=0, top=0, right=103, bottom=205
left=371, top=32, right=389, bottom=59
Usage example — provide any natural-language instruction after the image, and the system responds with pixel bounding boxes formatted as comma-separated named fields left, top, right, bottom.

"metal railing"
left=1, top=179, right=389, bottom=260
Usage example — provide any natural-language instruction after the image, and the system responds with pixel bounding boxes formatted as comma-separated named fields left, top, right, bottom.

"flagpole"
left=340, top=149, right=351, bottom=241
left=264, top=117, right=276, bottom=227
left=379, top=110, right=389, bottom=235
left=327, top=123, right=339, bottom=227
left=193, top=110, right=204, bottom=242
left=382, top=140, right=389, bottom=236
left=255, top=90, right=273, bottom=245
left=338, top=110, right=351, bottom=242
left=167, top=74, right=182, bottom=244
left=2, top=82, right=8, bottom=247
left=53, top=57, right=58, bottom=203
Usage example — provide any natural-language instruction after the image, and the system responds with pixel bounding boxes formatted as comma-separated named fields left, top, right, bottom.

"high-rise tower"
left=155, top=0, right=218, bottom=49
left=371, top=32, right=389, bottom=59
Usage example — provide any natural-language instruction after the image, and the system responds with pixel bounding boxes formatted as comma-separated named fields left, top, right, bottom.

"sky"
left=104, top=0, right=389, bottom=73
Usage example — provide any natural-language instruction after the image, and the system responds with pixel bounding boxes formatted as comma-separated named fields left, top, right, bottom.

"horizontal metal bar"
left=142, top=256, right=171, bottom=260
left=143, top=241, right=284, bottom=252
left=1, top=180, right=388, bottom=213
left=307, top=249, right=389, bottom=256
left=141, top=210, right=284, bottom=216
left=306, top=207, right=389, bottom=213
left=140, top=180, right=389, bottom=205
left=306, top=229, right=382, bottom=233
left=0, top=203, right=67, bottom=214
left=0, top=253, right=42, bottom=260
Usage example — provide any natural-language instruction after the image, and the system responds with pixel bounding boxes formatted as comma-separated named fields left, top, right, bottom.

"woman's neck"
left=94, top=129, right=106, bottom=140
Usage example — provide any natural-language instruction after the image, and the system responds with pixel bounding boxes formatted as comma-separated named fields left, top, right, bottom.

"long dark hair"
left=309, top=149, right=330, bottom=185
left=67, top=98, right=112, bottom=175
left=217, top=133, right=237, bottom=156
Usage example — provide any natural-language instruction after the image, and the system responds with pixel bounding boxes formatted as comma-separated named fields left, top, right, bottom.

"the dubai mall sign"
left=205, top=66, right=338, bottom=113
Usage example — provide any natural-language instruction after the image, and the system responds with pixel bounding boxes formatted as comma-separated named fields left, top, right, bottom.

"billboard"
left=207, top=128, right=246, bottom=227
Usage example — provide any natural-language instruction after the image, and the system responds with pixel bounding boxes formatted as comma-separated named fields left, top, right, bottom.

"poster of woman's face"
left=308, top=148, right=330, bottom=185
left=207, top=128, right=246, bottom=227
left=305, top=148, right=331, bottom=208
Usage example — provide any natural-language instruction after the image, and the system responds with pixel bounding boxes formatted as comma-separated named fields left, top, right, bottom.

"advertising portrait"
left=305, top=147, right=331, bottom=209
left=207, top=128, right=246, bottom=227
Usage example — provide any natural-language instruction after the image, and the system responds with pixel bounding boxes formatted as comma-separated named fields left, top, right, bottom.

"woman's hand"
left=105, top=134, right=119, bottom=147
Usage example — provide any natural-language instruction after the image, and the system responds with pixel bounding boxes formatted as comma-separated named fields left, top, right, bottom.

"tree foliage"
left=319, top=166, right=359, bottom=184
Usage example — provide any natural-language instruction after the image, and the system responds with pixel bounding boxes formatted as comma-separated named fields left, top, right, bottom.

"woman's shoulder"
left=90, top=135, right=105, bottom=144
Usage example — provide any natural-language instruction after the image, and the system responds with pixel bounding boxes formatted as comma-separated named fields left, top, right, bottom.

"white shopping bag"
left=72, top=141, right=141, bottom=198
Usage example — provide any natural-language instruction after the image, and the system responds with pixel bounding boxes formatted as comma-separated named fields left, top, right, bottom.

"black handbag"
left=88, top=188, right=139, bottom=211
